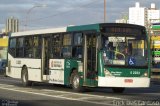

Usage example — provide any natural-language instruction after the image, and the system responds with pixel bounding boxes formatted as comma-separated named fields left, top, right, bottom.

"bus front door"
left=83, top=33, right=97, bottom=86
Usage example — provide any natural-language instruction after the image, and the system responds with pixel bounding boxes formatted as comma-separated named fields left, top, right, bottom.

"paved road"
left=0, top=76, right=160, bottom=106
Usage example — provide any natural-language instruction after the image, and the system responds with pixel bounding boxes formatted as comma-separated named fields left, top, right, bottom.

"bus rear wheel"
left=21, top=68, right=32, bottom=86
left=71, top=72, right=83, bottom=92
left=112, top=87, right=125, bottom=93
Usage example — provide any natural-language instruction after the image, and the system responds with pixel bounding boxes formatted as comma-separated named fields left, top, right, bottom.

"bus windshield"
left=102, top=36, right=148, bottom=67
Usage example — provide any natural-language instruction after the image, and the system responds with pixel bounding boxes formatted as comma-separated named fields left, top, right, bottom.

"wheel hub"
left=73, top=75, right=79, bottom=88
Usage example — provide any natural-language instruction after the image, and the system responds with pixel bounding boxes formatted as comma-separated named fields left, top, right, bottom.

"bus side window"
left=24, top=37, right=33, bottom=58
left=33, top=36, right=41, bottom=58
left=61, top=47, right=72, bottom=58
left=9, top=38, right=16, bottom=57
left=72, top=33, right=83, bottom=59
left=52, top=34, right=62, bottom=58
left=16, top=37, right=24, bottom=57
left=62, top=33, right=72, bottom=58
left=72, top=47, right=82, bottom=58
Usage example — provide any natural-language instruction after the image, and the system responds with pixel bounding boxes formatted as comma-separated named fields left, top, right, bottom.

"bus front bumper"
left=98, top=77, right=150, bottom=88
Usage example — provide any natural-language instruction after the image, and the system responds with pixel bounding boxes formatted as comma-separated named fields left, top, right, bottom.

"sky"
left=0, top=0, right=160, bottom=31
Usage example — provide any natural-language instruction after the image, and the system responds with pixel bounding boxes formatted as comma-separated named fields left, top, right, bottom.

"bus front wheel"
left=112, top=87, right=125, bottom=93
left=21, top=68, right=32, bottom=86
left=71, top=72, right=83, bottom=92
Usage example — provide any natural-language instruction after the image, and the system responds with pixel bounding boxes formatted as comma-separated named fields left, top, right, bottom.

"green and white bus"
left=6, top=23, right=151, bottom=93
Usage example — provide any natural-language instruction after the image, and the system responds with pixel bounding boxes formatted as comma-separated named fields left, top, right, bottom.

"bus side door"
left=42, top=37, right=50, bottom=75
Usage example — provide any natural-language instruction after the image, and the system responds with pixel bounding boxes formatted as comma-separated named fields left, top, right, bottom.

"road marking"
left=42, top=88, right=122, bottom=99
left=0, top=78, right=21, bottom=83
left=79, top=96, right=95, bottom=100
left=0, top=84, right=14, bottom=87
left=0, top=83, right=121, bottom=100
left=0, top=86, right=114, bottom=106
left=0, top=83, right=122, bottom=106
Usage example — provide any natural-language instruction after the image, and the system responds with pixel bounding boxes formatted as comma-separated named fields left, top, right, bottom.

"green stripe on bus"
left=67, top=24, right=100, bottom=32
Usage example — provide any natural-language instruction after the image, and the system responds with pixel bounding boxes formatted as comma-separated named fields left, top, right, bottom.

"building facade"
left=6, top=16, right=19, bottom=32
left=0, top=33, right=8, bottom=60
left=148, top=3, right=160, bottom=24
left=115, top=19, right=128, bottom=23
left=129, top=2, right=148, bottom=27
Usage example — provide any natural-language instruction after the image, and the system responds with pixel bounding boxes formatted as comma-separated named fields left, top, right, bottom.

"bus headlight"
left=142, top=72, right=148, bottom=77
left=78, top=62, right=83, bottom=72
left=144, top=72, right=148, bottom=77
left=104, top=69, right=112, bottom=76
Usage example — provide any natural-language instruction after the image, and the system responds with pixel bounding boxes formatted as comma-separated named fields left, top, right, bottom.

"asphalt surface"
left=0, top=75, right=160, bottom=106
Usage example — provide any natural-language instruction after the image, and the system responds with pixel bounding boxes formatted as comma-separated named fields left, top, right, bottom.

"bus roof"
left=67, top=23, right=146, bottom=32
left=67, top=23, right=100, bottom=32
left=11, top=27, right=67, bottom=37
left=11, top=23, right=146, bottom=37
left=11, top=24, right=101, bottom=37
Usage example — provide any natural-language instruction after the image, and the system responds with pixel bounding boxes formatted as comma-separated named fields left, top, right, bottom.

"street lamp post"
left=104, top=0, right=106, bottom=23
left=25, top=4, right=47, bottom=30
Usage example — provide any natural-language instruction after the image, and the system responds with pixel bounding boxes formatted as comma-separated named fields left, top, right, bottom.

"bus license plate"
left=124, top=79, right=133, bottom=83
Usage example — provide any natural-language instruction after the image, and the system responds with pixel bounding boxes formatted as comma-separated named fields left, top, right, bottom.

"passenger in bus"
left=122, top=45, right=129, bottom=55
left=107, top=42, right=114, bottom=59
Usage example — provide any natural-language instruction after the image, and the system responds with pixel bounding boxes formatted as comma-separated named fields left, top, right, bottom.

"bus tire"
left=112, top=87, right=125, bottom=93
left=21, top=68, right=32, bottom=87
left=71, top=72, right=83, bottom=92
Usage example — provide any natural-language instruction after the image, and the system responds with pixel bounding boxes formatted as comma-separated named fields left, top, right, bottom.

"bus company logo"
left=124, top=79, right=133, bottom=83
left=66, top=61, right=70, bottom=68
